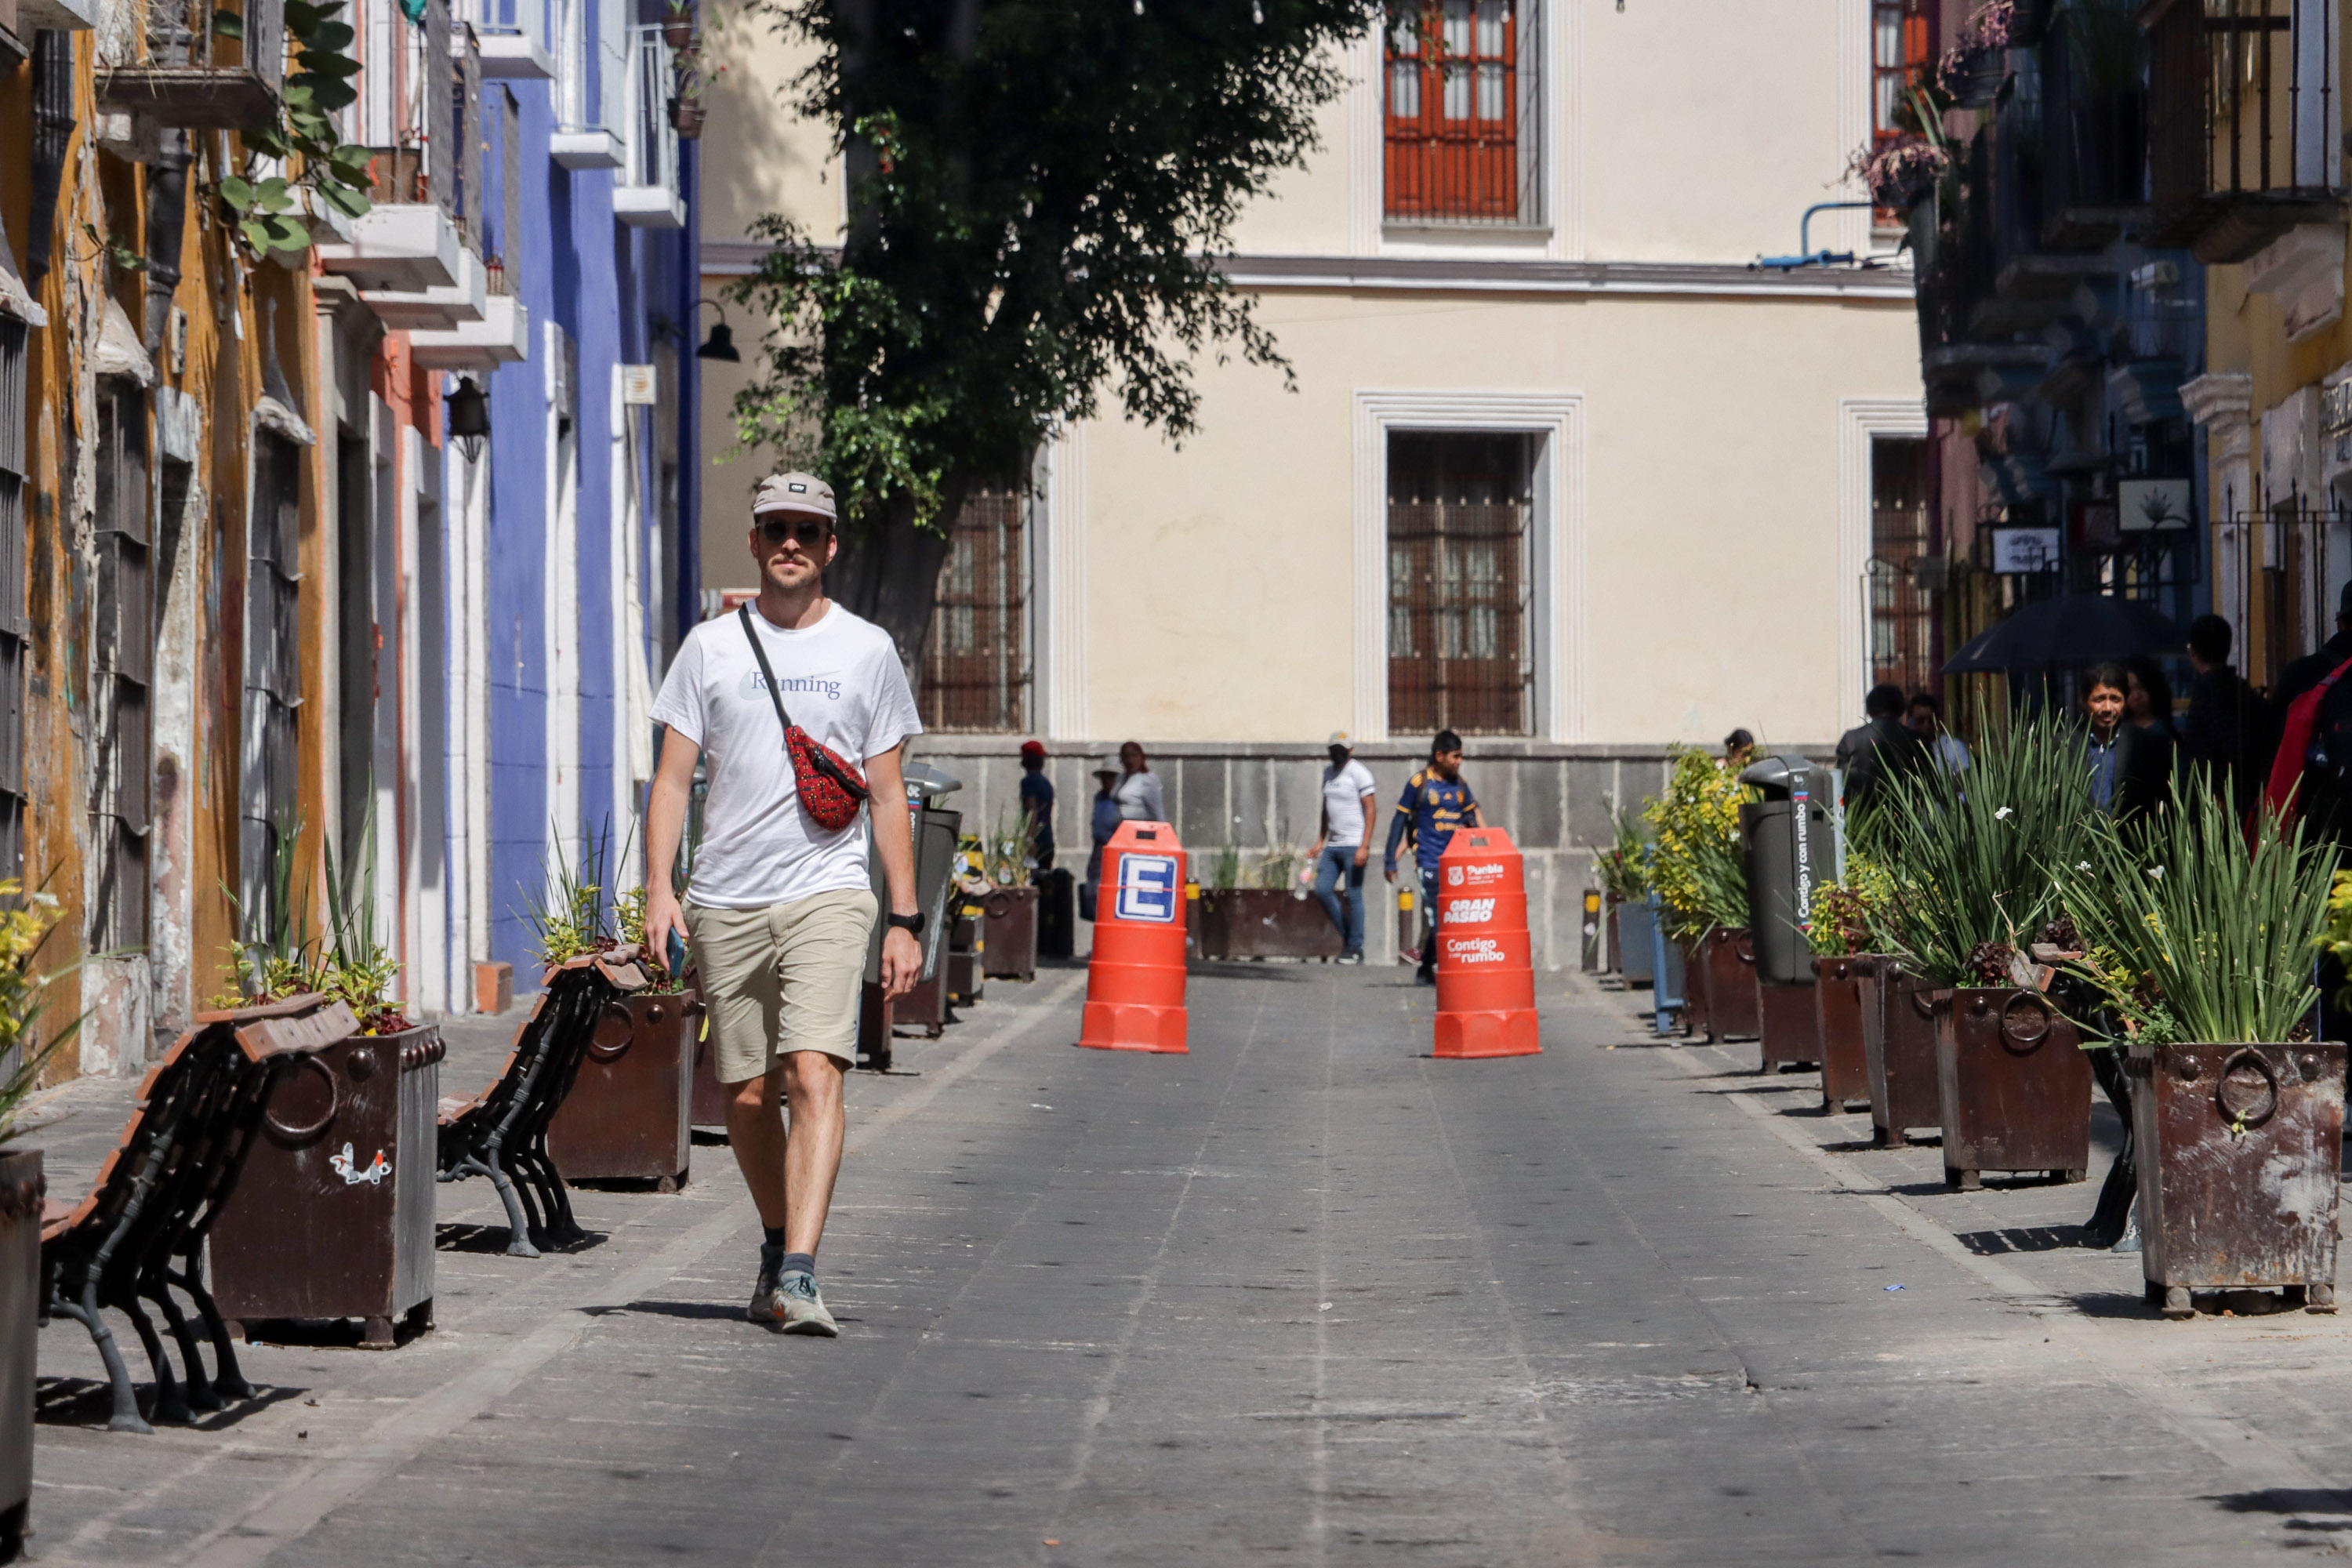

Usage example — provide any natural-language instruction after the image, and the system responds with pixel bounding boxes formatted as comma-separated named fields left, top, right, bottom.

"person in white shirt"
left=1112, top=740, right=1165, bottom=822
left=642, top=470, right=924, bottom=1338
left=1314, top=731, right=1378, bottom=964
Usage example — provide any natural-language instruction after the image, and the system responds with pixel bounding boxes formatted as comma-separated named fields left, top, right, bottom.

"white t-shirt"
left=1322, top=758, right=1377, bottom=848
left=650, top=601, right=922, bottom=909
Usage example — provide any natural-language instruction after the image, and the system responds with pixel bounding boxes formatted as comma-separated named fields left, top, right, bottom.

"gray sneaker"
left=749, top=1243, right=786, bottom=1324
left=778, top=1270, right=839, bottom=1337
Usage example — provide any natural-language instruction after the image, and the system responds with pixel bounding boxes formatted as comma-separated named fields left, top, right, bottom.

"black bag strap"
left=739, top=604, right=797, bottom=739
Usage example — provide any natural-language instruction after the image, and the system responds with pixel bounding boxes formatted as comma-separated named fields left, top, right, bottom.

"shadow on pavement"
left=436, top=1222, right=608, bottom=1255
left=1954, top=1225, right=2092, bottom=1255
left=2209, top=1489, right=2352, bottom=1528
left=36, top=1376, right=307, bottom=1430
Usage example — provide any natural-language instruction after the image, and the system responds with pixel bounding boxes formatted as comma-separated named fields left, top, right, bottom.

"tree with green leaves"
left=727, top=0, right=1382, bottom=669
left=213, top=0, right=374, bottom=258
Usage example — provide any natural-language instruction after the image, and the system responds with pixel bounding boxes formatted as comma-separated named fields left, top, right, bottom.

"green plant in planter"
left=1805, top=852, right=1893, bottom=958
left=1589, top=798, right=1650, bottom=905
left=0, top=883, right=85, bottom=1142
left=1200, top=845, right=1241, bottom=892
left=1643, top=749, right=1752, bottom=942
left=2063, top=786, right=2332, bottom=1046
left=520, top=825, right=612, bottom=970
left=1871, top=707, right=2093, bottom=985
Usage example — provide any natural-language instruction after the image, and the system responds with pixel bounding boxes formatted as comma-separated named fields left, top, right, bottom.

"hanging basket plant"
left=1849, top=134, right=1952, bottom=212
left=661, top=0, right=696, bottom=51
left=1938, top=0, right=2017, bottom=108
left=670, top=94, right=706, bottom=139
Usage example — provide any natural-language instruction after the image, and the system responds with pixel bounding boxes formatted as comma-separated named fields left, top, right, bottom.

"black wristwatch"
left=887, top=911, right=925, bottom=936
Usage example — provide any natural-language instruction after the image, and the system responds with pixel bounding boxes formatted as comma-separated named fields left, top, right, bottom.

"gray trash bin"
left=1737, top=754, right=1838, bottom=988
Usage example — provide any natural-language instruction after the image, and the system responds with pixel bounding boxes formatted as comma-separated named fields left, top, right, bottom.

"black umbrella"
left=1940, top=593, right=2187, bottom=673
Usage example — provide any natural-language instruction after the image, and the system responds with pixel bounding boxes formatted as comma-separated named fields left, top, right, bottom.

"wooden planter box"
left=1857, top=955, right=1940, bottom=1147
left=2129, top=1041, right=2346, bottom=1316
left=0, top=1149, right=37, bottom=1555
left=1701, top=927, right=1759, bottom=1041
left=1758, top=978, right=1819, bottom=1071
left=1677, top=937, right=1709, bottom=1038
left=1812, top=956, right=1870, bottom=1111
left=547, top=989, right=699, bottom=1189
left=1195, top=888, right=1342, bottom=961
left=1933, top=987, right=2092, bottom=1190
left=211, top=1023, right=442, bottom=1348
left=982, top=885, right=1039, bottom=979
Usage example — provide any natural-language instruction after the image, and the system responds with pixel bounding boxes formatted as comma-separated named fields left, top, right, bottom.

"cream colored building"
left=695, top=1, right=1926, bottom=961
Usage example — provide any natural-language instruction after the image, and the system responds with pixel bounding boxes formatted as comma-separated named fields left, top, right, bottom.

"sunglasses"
left=757, top=515, right=830, bottom=549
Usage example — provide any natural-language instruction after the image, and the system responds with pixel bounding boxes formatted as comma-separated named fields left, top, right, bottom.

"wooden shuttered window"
left=920, top=485, right=1029, bottom=734
left=240, top=432, right=303, bottom=939
left=92, top=382, right=152, bottom=951
left=1386, top=433, right=1534, bottom=738
left=1385, top=0, right=1538, bottom=225
left=0, top=318, right=27, bottom=886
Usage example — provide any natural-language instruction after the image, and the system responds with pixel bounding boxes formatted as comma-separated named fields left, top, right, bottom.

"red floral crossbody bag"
left=739, top=604, right=871, bottom=832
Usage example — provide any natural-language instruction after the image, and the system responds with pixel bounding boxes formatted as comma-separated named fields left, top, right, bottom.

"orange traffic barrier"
left=1078, top=821, right=1189, bottom=1054
left=1432, top=826, right=1541, bottom=1058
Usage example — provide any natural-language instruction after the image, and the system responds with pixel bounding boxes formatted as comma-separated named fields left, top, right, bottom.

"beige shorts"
left=684, top=888, right=877, bottom=1082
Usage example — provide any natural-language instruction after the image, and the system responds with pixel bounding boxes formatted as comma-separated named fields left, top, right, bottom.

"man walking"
left=1384, top=730, right=1481, bottom=986
left=1018, top=739, right=1055, bottom=872
left=1839, top=682, right=1928, bottom=811
left=1314, top=731, right=1377, bottom=964
left=2179, top=614, right=2277, bottom=810
left=643, top=472, right=925, bottom=1337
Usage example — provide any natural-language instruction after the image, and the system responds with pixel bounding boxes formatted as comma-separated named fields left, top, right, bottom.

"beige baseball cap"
left=752, top=471, right=837, bottom=522
left=1327, top=730, right=1352, bottom=748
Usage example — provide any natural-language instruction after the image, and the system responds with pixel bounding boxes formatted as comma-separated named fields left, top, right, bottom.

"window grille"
left=241, top=433, right=304, bottom=938
left=1386, top=433, right=1534, bottom=737
left=2222, top=504, right=2352, bottom=688
left=91, top=382, right=153, bottom=950
left=1384, top=0, right=1541, bottom=226
left=920, top=485, right=1029, bottom=733
left=1867, top=437, right=1935, bottom=700
left=0, top=318, right=27, bottom=884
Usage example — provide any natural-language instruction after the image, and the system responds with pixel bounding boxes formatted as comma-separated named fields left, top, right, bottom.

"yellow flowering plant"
left=1643, top=749, right=1755, bottom=942
left=0, top=880, right=80, bottom=1142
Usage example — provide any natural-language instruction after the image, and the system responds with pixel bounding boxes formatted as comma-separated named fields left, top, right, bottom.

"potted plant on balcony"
left=2064, top=787, right=2342, bottom=1317
left=1875, top=709, right=2096, bottom=1190
left=1646, top=749, right=1758, bottom=1044
left=660, top=0, right=697, bottom=52
left=1938, top=0, right=2017, bottom=109
left=670, top=76, right=707, bottom=140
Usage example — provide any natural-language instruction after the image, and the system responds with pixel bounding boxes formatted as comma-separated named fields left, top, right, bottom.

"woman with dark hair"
left=2118, top=655, right=2180, bottom=821
left=1722, top=728, right=1755, bottom=769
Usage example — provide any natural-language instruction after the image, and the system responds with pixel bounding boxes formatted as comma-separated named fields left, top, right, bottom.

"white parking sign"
left=1115, top=853, right=1181, bottom=924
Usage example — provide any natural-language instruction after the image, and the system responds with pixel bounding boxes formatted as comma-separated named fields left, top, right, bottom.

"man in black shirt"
left=2178, top=615, right=2278, bottom=812
left=2275, top=582, right=2352, bottom=709
left=1839, top=683, right=1929, bottom=810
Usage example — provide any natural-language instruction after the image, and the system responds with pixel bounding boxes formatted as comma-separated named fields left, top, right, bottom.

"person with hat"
left=1017, top=739, right=1055, bottom=872
left=1080, top=755, right=1124, bottom=923
left=1313, top=731, right=1377, bottom=964
left=641, top=471, right=925, bottom=1338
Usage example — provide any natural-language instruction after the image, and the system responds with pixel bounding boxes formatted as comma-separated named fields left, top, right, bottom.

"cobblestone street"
left=23, top=965, right=2352, bottom=1565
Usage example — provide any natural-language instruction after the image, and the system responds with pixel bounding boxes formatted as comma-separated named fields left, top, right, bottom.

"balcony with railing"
left=98, top=0, right=283, bottom=127
left=2145, top=0, right=2343, bottom=261
left=614, top=25, right=684, bottom=229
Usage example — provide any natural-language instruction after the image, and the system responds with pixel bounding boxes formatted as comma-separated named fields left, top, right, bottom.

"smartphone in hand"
left=667, top=929, right=687, bottom=976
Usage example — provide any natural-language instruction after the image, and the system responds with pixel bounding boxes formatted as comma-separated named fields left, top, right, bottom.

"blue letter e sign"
left=1116, top=854, right=1180, bottom=924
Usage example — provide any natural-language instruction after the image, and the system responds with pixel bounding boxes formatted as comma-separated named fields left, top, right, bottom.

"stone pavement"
left=17, top=962, right=2352, bottom=1564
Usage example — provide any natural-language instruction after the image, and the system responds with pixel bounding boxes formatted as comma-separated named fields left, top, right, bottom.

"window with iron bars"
left=2220, top=503, right=2352, bottom=690
left=1387, top=433, right=1534, bottom=737
left=241, top=433, right=304, bottom=939
left=920, top=485, right=1029, bottom=734
left=1385, top=0, right=1542, bottom=226
left=0, top=317, right=27, bottom=886
left=91, top=381, right=153, bottom=952
left=1866, top=437, right=1935, bottom=701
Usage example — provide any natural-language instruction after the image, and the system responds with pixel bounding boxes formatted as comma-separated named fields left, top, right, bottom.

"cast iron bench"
left=42, top=994, right=357, bottom=1433
left=436, top=948, right=648, bottom=1258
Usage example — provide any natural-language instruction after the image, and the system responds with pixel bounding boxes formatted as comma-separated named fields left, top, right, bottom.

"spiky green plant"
left=520, top=822, right=612, bottom=970
left=2063, top=784, right=2332, bottom=1044
left=1645, top=750, right=1753, bottom=941
left=1591, top=797, right=1651, bottom=903
left=1871, top=706, right=2094, bottom=985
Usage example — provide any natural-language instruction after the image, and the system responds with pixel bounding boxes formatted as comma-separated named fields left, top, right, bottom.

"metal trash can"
left=873, top=763, right=963, bottom=1040
left=547, top=989, right=702, bottom=1189
left=1036, top=869, right=1075, bottom=960
left=1737, top=754, right=1838, bottom=987
left=210, top=1022, right=443, bottom=1348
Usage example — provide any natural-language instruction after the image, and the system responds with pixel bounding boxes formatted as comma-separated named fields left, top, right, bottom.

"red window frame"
left=1385, top=0, right=1522, bottom=223
left=1872, top=0, right=1935, bottom=143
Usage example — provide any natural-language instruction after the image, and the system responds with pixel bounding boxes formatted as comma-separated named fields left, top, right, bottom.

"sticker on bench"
left=1115, top=853, right=1181, bottom=924
left=331, top=1143, right=391, bottom=1186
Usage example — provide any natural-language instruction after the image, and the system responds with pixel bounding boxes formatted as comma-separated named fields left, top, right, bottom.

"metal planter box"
left=2129, top=1041, right=2346, bottom=1316
left=982, top=885, right=1039, bottom=980
left=1857, top=956, right=1941, bottom=1147
left=1812, top=956, right=1870, bottom=1111
left=1679, top=938, right=1710, bottom=1038
left=210, top=1022, right=442, bottom=1348
left=1933, top=987, right=2092, bottom=1190
left=0, top=1149, right=36, bottom=1554
left=1615, top=898, right=1654, bottom=985
left=1758, top=978, right=1819, bottom=1071
left=547, top=990, right=699, bottom=1189
left=1702, top=927, right=1759, bottom=1041
left=1195, top=889, right=1343, bottom=961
